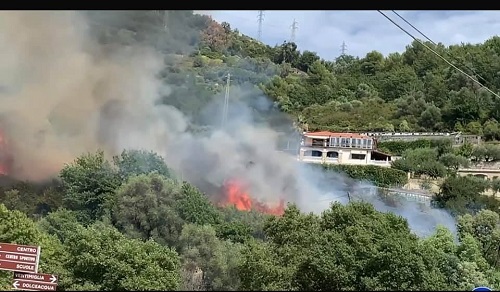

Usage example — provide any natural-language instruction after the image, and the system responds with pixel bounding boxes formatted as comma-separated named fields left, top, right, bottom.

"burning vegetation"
left=222, top=178, right=285, bottom=216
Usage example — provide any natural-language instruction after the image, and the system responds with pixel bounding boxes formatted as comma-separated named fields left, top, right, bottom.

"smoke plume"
left=0, top=11, right=456, bottom=237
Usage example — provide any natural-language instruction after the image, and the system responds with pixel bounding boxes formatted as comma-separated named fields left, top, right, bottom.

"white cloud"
left=208, top=10, right=500, bottom=60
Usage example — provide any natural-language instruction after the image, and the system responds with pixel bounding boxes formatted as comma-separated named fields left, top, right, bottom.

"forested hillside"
left=88, top=11, right=500, bottom=138
left=1, top=10, right=500, bottom=291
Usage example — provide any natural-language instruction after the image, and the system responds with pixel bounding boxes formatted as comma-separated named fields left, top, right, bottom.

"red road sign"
left=14, top=272, right=58, bottom=284
left=12, top=279, right=57, bottom=291
left=0, top=252, right=37, bottom=263
left=0, top=243, right=39, bottom=255
left=0, top=260, right=37, bottom=273
left=0, top=243, right=40, bottom=273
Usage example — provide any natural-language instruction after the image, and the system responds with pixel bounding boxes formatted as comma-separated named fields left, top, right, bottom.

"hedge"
left=320, top=164, right=408, bottom=187
left=377, top=138, right=453, bottom=156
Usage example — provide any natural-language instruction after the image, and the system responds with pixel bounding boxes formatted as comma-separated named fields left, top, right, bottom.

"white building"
left=298, top=131, right=393, bottom=167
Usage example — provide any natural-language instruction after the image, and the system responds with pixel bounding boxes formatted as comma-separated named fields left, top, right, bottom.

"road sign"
left=12, top=279, right=57, bottom=291
left=472, top=287, right=492, bottom=292
left=0, top=243, right=39, bottom=255
left=14, top=272, right=58, bottom=284
left=13, top=272, right=58, bottom=291
left=0, top=243, right=40, bottom=273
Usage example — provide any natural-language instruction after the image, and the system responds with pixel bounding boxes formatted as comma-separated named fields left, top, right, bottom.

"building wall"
left=298, top=147, right=391, bottom=167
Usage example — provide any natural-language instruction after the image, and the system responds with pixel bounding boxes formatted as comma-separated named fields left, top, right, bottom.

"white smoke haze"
left=0, top=11, right=456, bottom=238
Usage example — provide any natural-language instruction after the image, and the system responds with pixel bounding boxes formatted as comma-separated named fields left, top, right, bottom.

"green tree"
left=59, top=151, right=121, bottom=225
left=434, top=176, right=490, bottom=215
left=398, top=119, right=411, bottom=131
left=466, top=121, right=484, bottom=136
left=457, top=142, right=475, bottom=159
left=418, top=104, right=442, bottom=130
left=458, top=211, right=500, bottom=269
left=112, top=149, right=172, bottom=180
left=392, top=148, right=447, bottom=178
left=297, top=50, right=320, bottom=72
left=178, top=224, right=243, bottom=290
left=175, top=182, right=222, bottom=227
left=64, top=221, right=180, bottom=290
left=439, top=153, right=470, bottom=172
left=483, top=119, right=500, bottom=141
left=110, top=173, right=185, bottom=246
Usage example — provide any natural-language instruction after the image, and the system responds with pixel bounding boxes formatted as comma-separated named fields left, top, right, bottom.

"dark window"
left=351, top=153, right=366, bottom=160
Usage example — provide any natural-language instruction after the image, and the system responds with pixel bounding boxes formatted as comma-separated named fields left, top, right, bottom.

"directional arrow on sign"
left=12, top=280, right=19, bottom=289
left=50, top=275, right=57, bottom=283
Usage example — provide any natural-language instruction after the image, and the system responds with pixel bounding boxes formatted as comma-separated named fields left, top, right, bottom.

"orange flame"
left=222, top=179, right=285, bottom=216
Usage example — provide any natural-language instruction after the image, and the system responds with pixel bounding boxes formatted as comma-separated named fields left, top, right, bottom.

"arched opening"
left=473, top=174, right=488, bottom=180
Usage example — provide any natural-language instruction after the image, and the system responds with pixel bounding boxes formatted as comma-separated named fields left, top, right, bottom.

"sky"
left=202, top=10, right=500, bottom=61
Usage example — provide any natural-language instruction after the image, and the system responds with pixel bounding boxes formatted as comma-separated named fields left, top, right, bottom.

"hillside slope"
left=0, top=11, right=499, bottom=291
left=88, top=11, right=500, bottom=141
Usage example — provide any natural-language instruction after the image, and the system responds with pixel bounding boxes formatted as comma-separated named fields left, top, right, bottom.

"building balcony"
left=298, top=157, right=391, bottom=167
left=305, top=144, right=374, bottom=150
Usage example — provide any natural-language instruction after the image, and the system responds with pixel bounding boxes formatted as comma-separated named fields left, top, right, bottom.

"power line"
left=257, top=10, right=264, bottom=41
left=390, top=10, right=488, bottom=84
left=377, top=10, right=500, bottom=100
left=290, top=19, right=298, bottom=43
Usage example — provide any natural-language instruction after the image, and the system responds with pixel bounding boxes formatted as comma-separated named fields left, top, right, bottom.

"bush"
left=377, top=139, right=433, bottom=156
left=321, top=164, right=408, bottom=187
left=377, top=138, right=454, bottom=156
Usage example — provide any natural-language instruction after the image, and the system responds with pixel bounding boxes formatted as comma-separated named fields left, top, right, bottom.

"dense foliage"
left=320, top=164, right=408, bottom=187
left=1, top=149, right=499, bottom=291
left=1, top=10, right=500, bottom=291
left=377, top=138, right=447, bottom=156
left=83, top=11, right=500, bottom=139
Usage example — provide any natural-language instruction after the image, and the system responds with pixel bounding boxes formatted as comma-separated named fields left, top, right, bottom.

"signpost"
left=0, top=243, right=40, bottom=274
left=12, top=272, right=58, bottom=291
left=0, top=243, right=58, bottom=291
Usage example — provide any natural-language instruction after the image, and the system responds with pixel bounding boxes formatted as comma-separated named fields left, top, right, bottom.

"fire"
left=222, top=179, right=285, bottom=216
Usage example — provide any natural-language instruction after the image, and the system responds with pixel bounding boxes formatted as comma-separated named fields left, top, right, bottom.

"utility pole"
left=290, top=19, right=298, bottom=43
left=341, top=41, right=347, bottom=56
left=257, top=10, right=264, bottom=41
left=221, top=73, right=231, bottom=129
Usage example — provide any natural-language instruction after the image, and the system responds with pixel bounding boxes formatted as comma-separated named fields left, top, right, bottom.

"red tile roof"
left=304, top=131, right=368, bottom=139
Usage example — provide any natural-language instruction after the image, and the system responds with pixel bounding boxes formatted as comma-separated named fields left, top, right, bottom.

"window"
left=312, top=139, right=324, bottom=147
left=327, top=151, right=338, bottom=158
left=341, top=138, right=347, bottom=147
left=367, top=139, right=373, bottom=149
left=351, top=153, right=366, bottom=160
left=305, top=150, right=323, bottom=157
left=329, top=137, right=338, bottom=147
left=362, top=139, right=367, bottom=148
